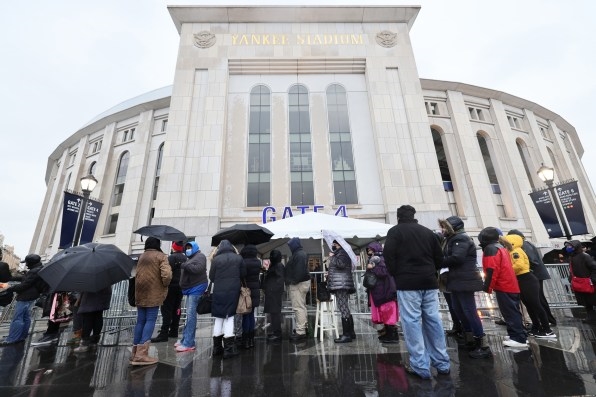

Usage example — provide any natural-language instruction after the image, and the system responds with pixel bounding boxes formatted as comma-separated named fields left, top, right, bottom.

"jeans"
left=6, top=300, right=35, bottom=343
left=133, top=306, right=159, bottom=345
left=242, top=307, right=256, bottom=333
left=289, top=280, right=311, bottom=335
left=180, top=293, right=200, bottom=348
left=495, top=291, right=526, bottom=343
left=450, top=291, right=484, bottom=337
left=397, top=290, right=450, bottom=378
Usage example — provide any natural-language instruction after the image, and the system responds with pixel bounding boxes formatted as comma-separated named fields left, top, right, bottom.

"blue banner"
left=59, top=191, right=103, bottom=248
left=556, top=181, right=588, bottom=236
left=529, top=190, right=564, bottom=238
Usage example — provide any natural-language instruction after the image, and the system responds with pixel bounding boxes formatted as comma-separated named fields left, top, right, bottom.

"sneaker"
left=175, top=345, right=196, bottom=352
left=174, top=341, right=182, bottom=347
left=535, top=330, right=556, bottom=339
left=503, top=339, right=528, bottom=348
left=31, top=334, right=58, bottom=346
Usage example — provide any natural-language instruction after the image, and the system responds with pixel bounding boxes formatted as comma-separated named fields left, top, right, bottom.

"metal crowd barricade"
left=99, top=263, right=579, bottom=343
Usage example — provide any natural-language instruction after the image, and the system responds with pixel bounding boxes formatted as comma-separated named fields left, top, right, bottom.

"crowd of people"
left=1, top=205, right=595, bottom=380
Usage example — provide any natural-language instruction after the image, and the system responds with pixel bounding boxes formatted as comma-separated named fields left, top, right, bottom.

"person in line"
left=175, top=241, right=208, bottom=352
left=73, top=286, right=112, bottom=352
left=365, top=241, right=399, bottom=344
left=262, top=249, right=285, bottom=342
left=438, top=216, right=491, bottom=358
left=0, top=254, right=46, bottom=346
left=285, top=237, right=311, bottom=342
left=503, top=234, right=555, bottom=339
left=152, top=241, right=185, bottom=343
left=384, top=205, right=450, bottom=380
left=507, top=229, right=556, bottom=326
left=210, top=240, right=245, bottom=359
left=327, top=239, right=357, bottom=343
left=565, top=240, right=596, bottom=323
left=131, top=237, right=172, bottom=366
left=239, top=244, right=262, bottom=349
left=478, top=227, right=527, bottom=348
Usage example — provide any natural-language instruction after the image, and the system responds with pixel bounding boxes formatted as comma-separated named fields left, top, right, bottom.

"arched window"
left=477, top=134, right=505, bottom=217
left=327, top=84, right=357, bottom=204
left=247, top=85, right=271, bottom=206
left=547, top=147, right=559, bottom=174
left=289, top=84, right=314, bottom=205
left=431, top=128, right=457, bottom=214
left=89, top=161, right=97, bottom=176
left=106, top=151, right=129, bottom=234
left=516, top=140, right=535, bottom=190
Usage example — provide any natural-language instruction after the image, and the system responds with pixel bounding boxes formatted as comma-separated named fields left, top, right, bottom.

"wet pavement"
left=1, top=308, right=595, bottom=397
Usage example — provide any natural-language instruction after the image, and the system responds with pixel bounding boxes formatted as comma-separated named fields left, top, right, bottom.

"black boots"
left=242, top=331, right=255, bottom=349
left=223, top=337, right=238, bottom=359
left=468, top=334, right=492, bottom=359
left=335, top=316, right=355, bottom=343
left=212, top=335, right=224, bottom=357
left=378, top=325, right=399, bottom=344
left=151, top=331, right=169, bottom=343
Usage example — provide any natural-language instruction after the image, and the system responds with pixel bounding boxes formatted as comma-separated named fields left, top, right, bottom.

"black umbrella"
left=211, top=224, right=274, bottom=246
left=38, top=243, right=134, bottom=293
left=133, top=224, right=187, bottom=242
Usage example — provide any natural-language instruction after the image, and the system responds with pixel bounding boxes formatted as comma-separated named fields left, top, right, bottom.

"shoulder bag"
left=236, top=280, right=252, bottom=314
left=362, top=270, right=378, bottom=289
left=570, top=264, right=595, bottom=294
left=197, top=283, right=212, bottom=315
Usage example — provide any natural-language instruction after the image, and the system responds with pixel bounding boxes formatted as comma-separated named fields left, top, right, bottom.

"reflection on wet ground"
left=1, top=309, right=595, bottom=397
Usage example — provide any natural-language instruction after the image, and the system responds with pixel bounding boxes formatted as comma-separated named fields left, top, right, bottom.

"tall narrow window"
left=327, top=84, right=357, bottom=204
left=152, top=144, right=164, bottom=200
left=477, top=134, right=505, bottom=217
left=247, top=85, right=271, bottom=207
left=431, top=128, right=457, bottom=214
left=106, top=151, right=129, bottom=234
left=289, top=85, right=314, bottom=205
left=516, top=140, right=535, bottom=190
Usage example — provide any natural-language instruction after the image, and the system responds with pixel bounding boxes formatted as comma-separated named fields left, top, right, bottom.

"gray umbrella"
left=38, top=243, right=134, bottom=292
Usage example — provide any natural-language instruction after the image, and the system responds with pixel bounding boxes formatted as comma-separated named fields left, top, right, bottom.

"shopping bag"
left=236, top=283, right=252, bottom=314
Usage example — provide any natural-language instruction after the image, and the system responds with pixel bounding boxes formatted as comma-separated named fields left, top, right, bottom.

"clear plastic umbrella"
left=322, top=230, right=359, bottom=270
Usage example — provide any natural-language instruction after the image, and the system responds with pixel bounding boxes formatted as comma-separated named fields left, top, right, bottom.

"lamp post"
left=72, top=174, right=98, bottom=247
left=537, top=164, right=572, bottom=240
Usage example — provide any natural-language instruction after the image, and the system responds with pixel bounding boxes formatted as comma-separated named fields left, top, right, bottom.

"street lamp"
left=72, top=174, right=98, bottom=247
left=537, top=164, right=572, bottom=240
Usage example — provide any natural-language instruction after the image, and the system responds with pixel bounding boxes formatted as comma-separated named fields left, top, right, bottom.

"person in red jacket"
left=478, top=227, right=527, bottom=348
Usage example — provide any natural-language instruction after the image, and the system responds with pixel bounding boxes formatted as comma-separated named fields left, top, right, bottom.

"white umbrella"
left=322, top=230, right=359, bottom=270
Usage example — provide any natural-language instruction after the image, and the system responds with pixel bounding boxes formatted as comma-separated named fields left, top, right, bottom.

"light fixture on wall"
left=72, top=174, right=98, bottom=247
left=537, top=164, right=571, bottom=240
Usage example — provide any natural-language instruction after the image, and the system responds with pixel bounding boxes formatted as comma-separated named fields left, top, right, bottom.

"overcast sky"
left=1, top=0, right=594, bottom=258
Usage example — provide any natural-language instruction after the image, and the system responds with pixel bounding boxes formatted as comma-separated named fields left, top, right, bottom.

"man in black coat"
left=0, top=254, right=46, bottom=346
left=285, top=237, right=310, bottom=341
left=384, top=205, right=450, bottom=379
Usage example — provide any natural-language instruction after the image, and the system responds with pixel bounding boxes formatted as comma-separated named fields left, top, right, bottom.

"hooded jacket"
left=478, top=227, right=519, bottom=294
left=262, top=249, right=285, bottom=313
left=284, top=238, right=310, bottom=285
left=504, top=234, right=530, bottom=276
left=240, top=244, right=262, bottom=307
left=180, top=241, right=208, bottom=291
left=209, top=240, right=246, bottom=318
left=5, top=256, right=45, bottom=301
left=507, top=229, right=550, bottom=280
left=438, top=217, right=483, bottom=292
left=568, top=240, right=596, bottom=281
left=366, top=242, right=397, bottom=306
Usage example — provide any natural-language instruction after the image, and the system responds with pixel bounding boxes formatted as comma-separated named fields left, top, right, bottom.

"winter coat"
left=180, top=248, right=208, bottom=292
left=284, top=238, right=310, bottom=285
left=366, top=242, right=396, bottom=306
left=478, top=228, right=519, bottom=294
left=327, top=247, right=356, bottom=294
left=209, top=240, right=246, bottom=318
left=504, top=234, right=531, bottom=276
left=78, top=287, right=112, bottom=314
left=438, top=218, right=483, bottom=292
left=168, top=252, right=186, bottom=289
left=135, top=249, right=172, bottom=307
left=508, top=229, right=550, bottom=280
left=384, top=219, right=443, bottom=290
left=568, top=240, right=596, bottom=306
left=5, top=263, right=45, bottom=301
left=262, top=250, right=285, bottom=314
left=240, top=245, right=262, bottom=308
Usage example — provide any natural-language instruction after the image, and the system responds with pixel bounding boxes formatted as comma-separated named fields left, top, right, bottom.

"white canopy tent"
left=256, top=212, right=394, bottom=261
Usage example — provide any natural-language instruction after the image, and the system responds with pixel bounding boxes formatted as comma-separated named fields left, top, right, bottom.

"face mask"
left=565, top=246, right=574, bottom=254
left=185, top=249, right=193, bottom=257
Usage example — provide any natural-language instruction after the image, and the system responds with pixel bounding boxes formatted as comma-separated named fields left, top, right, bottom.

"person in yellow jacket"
left=503, top=234, right=555, bottom=338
